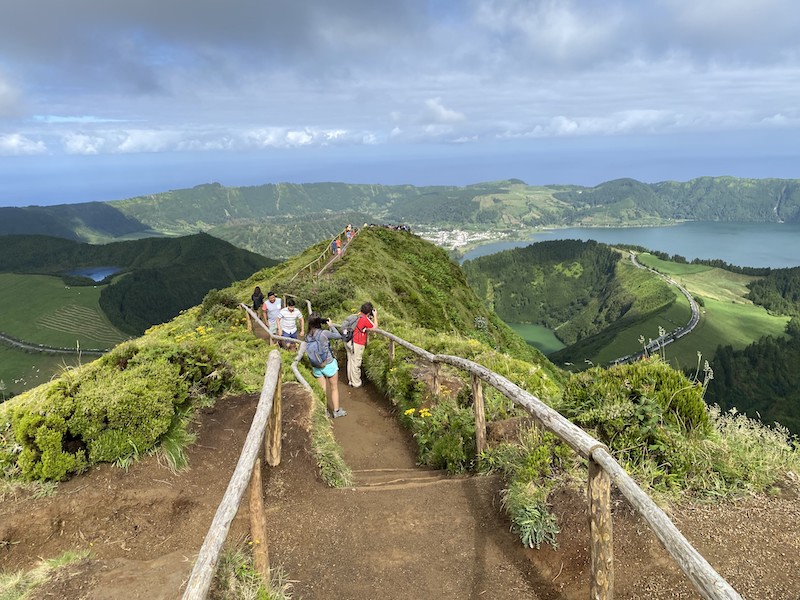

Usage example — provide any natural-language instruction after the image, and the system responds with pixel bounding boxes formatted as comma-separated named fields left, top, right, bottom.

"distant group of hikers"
left=330, top=224, right=357, bottom=256
left=250, top=285, right=378, bottom=419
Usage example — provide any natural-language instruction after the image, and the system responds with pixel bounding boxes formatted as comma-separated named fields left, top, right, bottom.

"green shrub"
left=564, top=356, right=709, bottom=432
left=403, top=400, right=476, bottom=474
left=199, top=288, right=242, bottom=326
left=6, top=339, right=234, bottom=481
left=286, top=277, right=356, bottom=316
left=502, top=480, right=560, bottom=550
left=561, top=357, right=716, bottom=492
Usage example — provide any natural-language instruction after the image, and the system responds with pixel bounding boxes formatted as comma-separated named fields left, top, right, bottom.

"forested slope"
left=462, top=239, right=676, bottom=346
left=0, top=233, right=277, bottom=335
left=707, top=268, right=800, bottom=434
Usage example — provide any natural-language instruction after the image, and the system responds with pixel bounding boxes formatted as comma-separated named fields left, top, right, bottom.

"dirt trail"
left=264, top=380, right=547, bottom=599
left=2, top=361, right=799, bottom=600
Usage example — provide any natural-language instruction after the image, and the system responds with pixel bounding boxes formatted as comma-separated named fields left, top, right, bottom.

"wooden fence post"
left=589, top=457, right=614, bottom=600
left=267, top=365, right=282, bottom=467
left=471, top=373, right=487, bottom=455
left=388, top=339, right=395, bottom=363
left=432, top=361, right=441, bottom=396
left=248, top=458, right=270, bottom=581
left=245, top=307, right=253, bottom=332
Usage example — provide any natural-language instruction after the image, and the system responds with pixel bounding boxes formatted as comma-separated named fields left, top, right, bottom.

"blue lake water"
left=66, top=266, right=122, bottom=282
left=461, top=222, right=800, bottom=269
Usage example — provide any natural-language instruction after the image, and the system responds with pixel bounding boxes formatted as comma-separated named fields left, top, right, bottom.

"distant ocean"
left=3, top=134, right=800, bottom=207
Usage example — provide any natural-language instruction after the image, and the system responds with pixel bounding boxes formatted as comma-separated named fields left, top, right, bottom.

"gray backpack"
left=340, top=313, right=360, bottom=343
left=306, top=331, right=331, bottom=368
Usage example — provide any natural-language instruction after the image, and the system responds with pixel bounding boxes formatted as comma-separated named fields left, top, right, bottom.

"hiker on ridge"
left=251, top=286, right=264, bottom=312
left=305, top=314, right=346, bottom=418
left=262, top=290, right=282, bottom=340
left=277, top=297, right=304, bottom=349
left=346, top=302, right=377, bottom=388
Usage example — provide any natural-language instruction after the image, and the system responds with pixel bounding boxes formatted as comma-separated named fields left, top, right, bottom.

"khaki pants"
left=346, top=341, right=366, bottom=387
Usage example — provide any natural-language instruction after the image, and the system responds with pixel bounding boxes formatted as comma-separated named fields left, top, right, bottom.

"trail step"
left=350, top=468, right=466, bottom=490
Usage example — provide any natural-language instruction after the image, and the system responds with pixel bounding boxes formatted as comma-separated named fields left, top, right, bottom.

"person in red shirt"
left=346, top=302, right=377, bottom=388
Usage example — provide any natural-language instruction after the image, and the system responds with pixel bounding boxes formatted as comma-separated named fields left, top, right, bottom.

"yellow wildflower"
left=404, top=408, right=416, bottom=416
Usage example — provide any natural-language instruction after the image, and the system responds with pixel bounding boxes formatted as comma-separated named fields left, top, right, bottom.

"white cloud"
left=63, top=133, right=106, bottom=154
left=0, top=134, right=47, bottom=155
left=0, top=0, right=798, bottom=163
left=421, top=98, right=466, bottom=124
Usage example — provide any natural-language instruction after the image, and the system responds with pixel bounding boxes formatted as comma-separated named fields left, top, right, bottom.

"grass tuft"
left=0, top=550, right=91, bottom=600
left=212, top=538, right=295, bottom=600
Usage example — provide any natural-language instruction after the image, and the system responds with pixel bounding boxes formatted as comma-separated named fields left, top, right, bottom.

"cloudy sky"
left=1, top=0, right=799, bottom=205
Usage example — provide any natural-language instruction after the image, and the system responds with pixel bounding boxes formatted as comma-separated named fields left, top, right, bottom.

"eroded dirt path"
left=263, top=379, right=548, bottom=599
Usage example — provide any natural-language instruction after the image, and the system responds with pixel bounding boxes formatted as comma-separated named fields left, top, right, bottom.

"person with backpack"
left=345, top=302, right=378, bottom=388
left=305, top=314, right=346, bottom=418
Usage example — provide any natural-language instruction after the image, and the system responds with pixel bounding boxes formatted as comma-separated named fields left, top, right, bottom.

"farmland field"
left=0, top=273, right=130, bottom=349
left=0, top=273, right=129, bottom=399
left=634, top=254, right=790, bottom=369
left=0, top=345, right=85, bottom=399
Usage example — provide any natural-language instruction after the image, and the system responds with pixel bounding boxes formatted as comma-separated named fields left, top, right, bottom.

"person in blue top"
left=305, top=314, right=347, bottom=418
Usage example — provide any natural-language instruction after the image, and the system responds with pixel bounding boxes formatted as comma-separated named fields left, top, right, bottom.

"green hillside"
left=5, top=176, right=800, bottom=259
left=462, top=240, right=677, bottom=347
left=1, top=227, right=797, bottom=557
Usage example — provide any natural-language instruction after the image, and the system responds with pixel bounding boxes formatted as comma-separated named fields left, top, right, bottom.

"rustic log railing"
left=372, top=328, right=742, bottom=600
left=189, top=301, right=740, bottom=599
left=183, top=305, right=316, bottom=599
left=182, top=350, right=284, bottom=600
left=288, top=226, right=353, bottom=282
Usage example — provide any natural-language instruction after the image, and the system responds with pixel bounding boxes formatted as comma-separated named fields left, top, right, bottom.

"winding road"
left=0, top=330, right=107, bottom=356
left=613, top=252, right=701, bottom=364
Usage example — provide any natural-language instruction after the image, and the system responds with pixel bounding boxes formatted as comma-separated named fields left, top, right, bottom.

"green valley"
left=0, top=234, right=277, bottom=399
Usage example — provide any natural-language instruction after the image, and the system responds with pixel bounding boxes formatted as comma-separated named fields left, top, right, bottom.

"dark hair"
left=267, top=290, right=276, bottom=297
left=287, top=298, right=296, bottom=307
left=360, top=302, right=374, bottom=315
left=308, top=313, right=325, bottom=331
left=254, top=286, right=262, bottom=294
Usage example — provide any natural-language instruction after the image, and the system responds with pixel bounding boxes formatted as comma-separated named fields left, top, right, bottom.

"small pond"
left=65, top=266, right=123, bottom=282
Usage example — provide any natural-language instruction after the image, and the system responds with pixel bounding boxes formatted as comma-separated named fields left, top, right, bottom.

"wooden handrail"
left=371, top=327, right=742, bottom=600
left=190, top=308, right=740, bottom=598
left=289, top=226, right=352, bottom=282
left=182, top=351, right=283, bottom=600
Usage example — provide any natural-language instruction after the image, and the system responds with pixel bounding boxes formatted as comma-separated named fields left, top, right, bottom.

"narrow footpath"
left=262, top=377, right=550, bottom=599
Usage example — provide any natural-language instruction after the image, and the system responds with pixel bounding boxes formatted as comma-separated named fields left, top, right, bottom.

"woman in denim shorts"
left=306, top=314, right=347, bottom=418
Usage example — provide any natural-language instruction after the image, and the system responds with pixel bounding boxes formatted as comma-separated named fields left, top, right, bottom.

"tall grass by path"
left=0, top=273, right=129, bottom=348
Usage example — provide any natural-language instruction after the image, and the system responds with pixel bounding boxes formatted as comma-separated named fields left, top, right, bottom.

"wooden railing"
left=181, top=350, right=285, bottom=600
left=185, top=305, right=741, bottom=599
left=288, top=226, right=353, bottom=282
left=183, top=306, right=313, bottom=599
left=375, top=328, right=742, bottom=600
